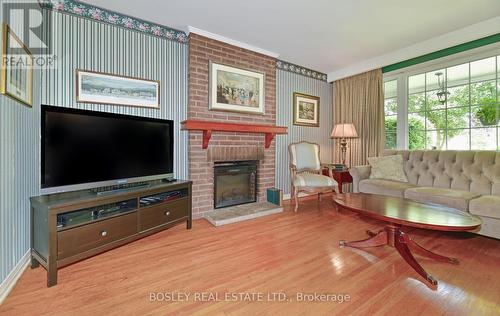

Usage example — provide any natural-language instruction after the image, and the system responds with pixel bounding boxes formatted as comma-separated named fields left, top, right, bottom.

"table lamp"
left=331, top=123, right=358, bottom=166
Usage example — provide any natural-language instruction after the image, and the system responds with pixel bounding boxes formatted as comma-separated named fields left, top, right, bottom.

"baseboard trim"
left=0, top=250, right=30, bottom=305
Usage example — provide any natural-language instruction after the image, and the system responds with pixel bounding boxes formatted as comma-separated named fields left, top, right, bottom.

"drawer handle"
left=100, top=230, right=108, bottom=237
left=165, top=211, right=170, bottom=216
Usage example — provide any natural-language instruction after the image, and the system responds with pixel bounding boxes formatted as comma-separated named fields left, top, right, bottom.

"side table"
left=322, top=166, right=353, bottom=193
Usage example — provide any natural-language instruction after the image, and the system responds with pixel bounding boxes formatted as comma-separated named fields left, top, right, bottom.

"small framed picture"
left=293, top=92, right=319, bottom=127
left=0, top=23, right=33, bottom=107
left=209, top=61, right=265, bottom=114
left=76, top=69, right=160, bottom=108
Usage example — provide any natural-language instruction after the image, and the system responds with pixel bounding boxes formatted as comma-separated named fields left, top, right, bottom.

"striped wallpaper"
left=0, top=5, right=333, bottom=289
left=0, top=8, right=188, bottom=286
left=41, top=10, right=189, bottom=179
left=275, top=69, right=334, bottom=196
left=0, top=74, right=41, bottom=291
left=0, top=0, right=41, bottom=291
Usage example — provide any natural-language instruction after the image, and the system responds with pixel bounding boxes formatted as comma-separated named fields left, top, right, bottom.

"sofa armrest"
left=349, top=165, right=371, bottom=193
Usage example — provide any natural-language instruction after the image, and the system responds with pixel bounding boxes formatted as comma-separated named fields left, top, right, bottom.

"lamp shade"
left=331, top=123, right=358, bottom=138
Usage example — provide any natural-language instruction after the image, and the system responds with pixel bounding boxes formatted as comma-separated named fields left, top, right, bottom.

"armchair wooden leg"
left=294, top=187, right=299, bottom=212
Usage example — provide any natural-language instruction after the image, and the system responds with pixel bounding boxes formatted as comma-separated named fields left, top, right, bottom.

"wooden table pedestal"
left=340, top=224, right=459, bottom=287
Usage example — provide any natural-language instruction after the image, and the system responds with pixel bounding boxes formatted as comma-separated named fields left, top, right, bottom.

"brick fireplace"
left=187, top=33, right=277, bottom=217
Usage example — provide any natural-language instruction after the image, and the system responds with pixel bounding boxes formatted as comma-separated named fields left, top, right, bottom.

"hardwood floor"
left=1, top=195, right=499, bottom=316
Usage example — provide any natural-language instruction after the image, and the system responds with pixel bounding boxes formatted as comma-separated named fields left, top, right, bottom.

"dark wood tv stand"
left=30, top=180, right=192, bottom=287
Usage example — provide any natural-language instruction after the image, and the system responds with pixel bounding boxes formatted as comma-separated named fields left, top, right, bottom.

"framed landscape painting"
left=293, top=92, right=320, bottom=127
left=76, top=70, right=160, bottom=108
left=209, top=62, right=265, bottom=114
left=1, top=23, right=33, bottom=107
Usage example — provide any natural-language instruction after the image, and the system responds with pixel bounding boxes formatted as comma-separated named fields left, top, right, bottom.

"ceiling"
left=82, top=0, right=500, bottom=80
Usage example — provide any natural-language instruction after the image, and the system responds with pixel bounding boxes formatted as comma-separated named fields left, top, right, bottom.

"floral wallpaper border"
left=38, top=1, right=329, bottom=79
left=276, top=60, right=327, bottom=82
left=39, top=0, right=188, bottom=43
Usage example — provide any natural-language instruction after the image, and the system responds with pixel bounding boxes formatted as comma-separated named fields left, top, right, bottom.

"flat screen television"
left=41, top=105, right=174, bottom=194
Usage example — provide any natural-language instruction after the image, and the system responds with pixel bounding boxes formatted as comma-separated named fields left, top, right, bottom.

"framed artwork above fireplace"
left=209, top=61, right=265, bottom=114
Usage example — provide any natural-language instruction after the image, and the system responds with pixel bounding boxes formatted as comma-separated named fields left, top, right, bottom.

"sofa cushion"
left=469, top=195, right=500, bottom=219
left=294, top=173, right=337, bottom=187
left=368, top=155, right=408, bottom=182
left=404, top=187, right=480, bottom=211
left=383, top=150, right=500, bottom=195
left=359, top=179, right=416, bottom=198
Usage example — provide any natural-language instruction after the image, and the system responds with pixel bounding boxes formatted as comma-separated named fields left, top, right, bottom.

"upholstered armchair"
left=288, top=141, right=339, bottom=212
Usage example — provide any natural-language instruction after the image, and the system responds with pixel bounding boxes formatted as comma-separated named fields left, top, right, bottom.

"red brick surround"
left=188, top=33, right=277, bottom=216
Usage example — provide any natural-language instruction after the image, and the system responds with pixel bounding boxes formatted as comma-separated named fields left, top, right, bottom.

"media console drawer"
left=139, top=198, right=188, bottom=231
left=57, top=212, right=138, bottom=259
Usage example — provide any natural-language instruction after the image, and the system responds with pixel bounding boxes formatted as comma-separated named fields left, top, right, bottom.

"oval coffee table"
left=333, top=193, right=482, bottom=287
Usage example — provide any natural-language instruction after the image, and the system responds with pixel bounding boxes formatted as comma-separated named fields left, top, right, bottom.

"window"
left=384, top=52, right=500, bottom=150
left=384, top=80, right=397, bottom=149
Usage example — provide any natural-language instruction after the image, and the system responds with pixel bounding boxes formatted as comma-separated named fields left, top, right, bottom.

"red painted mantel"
left=181, top=120, right=288, bottom=149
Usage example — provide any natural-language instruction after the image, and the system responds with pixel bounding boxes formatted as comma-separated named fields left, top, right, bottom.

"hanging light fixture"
left=435, top=72, right=449, bottom=104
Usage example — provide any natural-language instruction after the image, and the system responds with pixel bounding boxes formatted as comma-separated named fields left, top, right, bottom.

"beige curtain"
left=333, top=69, right=384, bottom=167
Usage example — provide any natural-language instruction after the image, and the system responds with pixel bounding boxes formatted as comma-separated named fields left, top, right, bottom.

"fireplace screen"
left=214, top=161, right=257, bottom=209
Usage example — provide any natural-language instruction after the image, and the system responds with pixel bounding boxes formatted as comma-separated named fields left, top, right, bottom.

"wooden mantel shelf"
left=181, top=120, right=288, bottom=149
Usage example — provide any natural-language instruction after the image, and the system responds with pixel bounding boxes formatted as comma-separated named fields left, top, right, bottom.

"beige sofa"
left=350, top=150, right=500, bottom=239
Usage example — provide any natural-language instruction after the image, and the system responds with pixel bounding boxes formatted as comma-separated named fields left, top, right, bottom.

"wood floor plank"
left=1, top=196, right=499, bottom=316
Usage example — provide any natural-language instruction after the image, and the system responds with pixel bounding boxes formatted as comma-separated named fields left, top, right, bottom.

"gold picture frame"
left=293, top=92, right=319, bottom=127
left=76, top=69, right=160, bottom=109
left=1, top=23, right=33, bottom=107
left=209, top=61, right=265, bottom=115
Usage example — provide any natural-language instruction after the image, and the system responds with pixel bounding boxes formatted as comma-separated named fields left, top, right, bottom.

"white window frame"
left=383, top=42, right=500, bottom=150
left=383, top=74, right=407, bottom=149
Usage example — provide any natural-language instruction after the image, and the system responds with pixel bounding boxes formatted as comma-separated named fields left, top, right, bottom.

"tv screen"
left=41, top=105, right=174, bottom=193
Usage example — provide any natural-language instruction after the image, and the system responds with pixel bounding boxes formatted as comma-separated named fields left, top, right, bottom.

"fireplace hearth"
left=214, top=161, right=257, bottom=209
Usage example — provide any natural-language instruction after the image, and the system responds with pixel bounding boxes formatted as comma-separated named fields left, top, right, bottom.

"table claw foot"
left=449, top=257, right=459, bottom=265
left=395, top=231, right=440, bottom=287
left=427, top=275, right=438, bottom=286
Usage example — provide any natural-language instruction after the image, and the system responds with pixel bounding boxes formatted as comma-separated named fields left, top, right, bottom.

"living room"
left=0, top=0, right=499, bottom=315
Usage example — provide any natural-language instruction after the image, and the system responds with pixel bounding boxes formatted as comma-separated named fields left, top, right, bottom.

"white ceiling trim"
left=327, top=16, right=500, bottom=82
left=187, top=26, right=280, bottom=58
